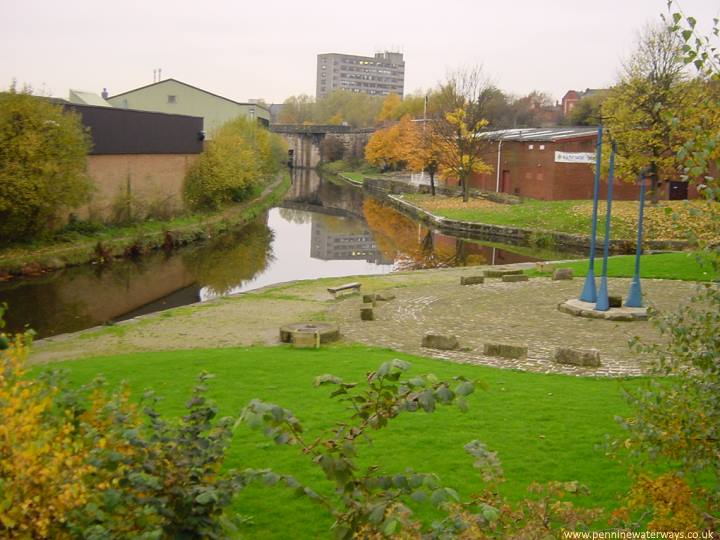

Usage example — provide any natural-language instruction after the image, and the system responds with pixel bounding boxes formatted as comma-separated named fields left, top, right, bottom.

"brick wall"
left=77, top=154, right=199, bottom=221
left=463, top=137, right=699, bottom=201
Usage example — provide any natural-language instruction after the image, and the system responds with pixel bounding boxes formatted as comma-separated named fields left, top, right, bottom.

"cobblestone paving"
left=31, top=263, right=701, bottom=378
left=330, top=275, right=699, bottom=377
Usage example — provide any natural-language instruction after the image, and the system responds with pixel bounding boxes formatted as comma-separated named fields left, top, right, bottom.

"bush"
left=184, top=118, right=287, bottom=211
left=0, top=86, right=92, bottom=242
left=0, top=307, right=247, bottom=539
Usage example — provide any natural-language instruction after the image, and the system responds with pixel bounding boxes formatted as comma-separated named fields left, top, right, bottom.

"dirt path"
left=30, top=264, right=698, bottom=377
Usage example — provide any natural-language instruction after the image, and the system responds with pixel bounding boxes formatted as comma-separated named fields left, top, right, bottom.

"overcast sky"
left=1, top=0, right=718, bottom=105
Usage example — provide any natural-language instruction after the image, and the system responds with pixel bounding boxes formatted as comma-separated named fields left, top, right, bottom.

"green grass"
left=409, top=198, right=622, bottom=236
left=403, top=196, right=719, bottom=245
left=339, top=171, right=365, bottom=184
left=37, top=344, right=643, bottom=538
left=317, top=159, right=379, bottom=180
left=529, top=252, right=717, bottom=281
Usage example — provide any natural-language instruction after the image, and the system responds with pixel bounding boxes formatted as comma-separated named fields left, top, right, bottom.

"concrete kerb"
left=558, top=299, right=648, bottom=321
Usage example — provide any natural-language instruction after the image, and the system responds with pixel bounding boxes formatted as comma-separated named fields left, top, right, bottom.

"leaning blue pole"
left=625, top=173, right=646, bottom=307
left=596, top=141, right=617, bottom=312
left=579, top=124, right=603, bottom=302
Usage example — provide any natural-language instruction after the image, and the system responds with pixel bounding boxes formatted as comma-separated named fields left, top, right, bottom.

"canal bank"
left=0, top=172, right=292, bottom=279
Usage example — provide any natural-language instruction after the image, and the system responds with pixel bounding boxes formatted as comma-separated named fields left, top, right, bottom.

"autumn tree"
left=404, top=121, right=443, bottom=195
left=278, top=94, right=315, bottom=124
left=364, top=115, right=415, bottom=171
left=184, top=117, right=287, bottom=210
left=432, top=68, right=494, bottom=202
left=602, top=23, right=691, bottom=203
left=376, top=92, right=428, bottom=124
left=0, top=85, right=92, bottom=242
left=375, top=93, right=402, bottom=124
left=609, top=9, right=720, bottom=533
left=314, top=90, right=384, bottom=127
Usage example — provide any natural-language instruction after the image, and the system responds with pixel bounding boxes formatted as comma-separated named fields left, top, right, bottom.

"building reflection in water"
left=310, top=214, right=392, bottom=265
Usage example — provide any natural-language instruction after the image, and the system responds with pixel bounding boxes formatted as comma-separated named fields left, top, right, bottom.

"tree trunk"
left=430, top=172, right=436, bottom=196
left=649, top=163, right=660, bottom=205
left=461, top=175, right=469, bottom=203
left=455, top=238, right=468, bottom=266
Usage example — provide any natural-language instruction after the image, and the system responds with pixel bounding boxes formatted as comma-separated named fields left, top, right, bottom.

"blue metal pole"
left=596, top=141, right=616, bottom=312
left=625, top=174, right=646, bottom=307
left=579, top=124, right=603, bottom=302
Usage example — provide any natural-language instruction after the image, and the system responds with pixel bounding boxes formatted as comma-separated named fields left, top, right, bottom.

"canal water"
left=0, top=170, right=582, bottom=338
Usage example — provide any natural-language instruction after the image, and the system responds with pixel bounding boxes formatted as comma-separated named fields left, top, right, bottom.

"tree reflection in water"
left=363, top=198, right=488, bottom=270
left=182, top=216, right=275, bottom=296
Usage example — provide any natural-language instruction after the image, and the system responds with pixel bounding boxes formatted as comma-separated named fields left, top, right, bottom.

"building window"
left=539, top=144, right=545, bottom=150
left=167, top=95, right=177, bottom=104
left=528, top=144, right=534, bottom=150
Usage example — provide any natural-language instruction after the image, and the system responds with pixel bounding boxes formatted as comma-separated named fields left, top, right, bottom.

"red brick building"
left=458, top=127, right=697, bottom=201
left=561, top=91, right=581, bottom=117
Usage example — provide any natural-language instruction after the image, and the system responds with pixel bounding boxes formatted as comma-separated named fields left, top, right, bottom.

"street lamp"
left=596, top=141, right=617, bottom=312
left=579, top=124, right=603, bottom=303
left=625, top=168, right=649, bottom=307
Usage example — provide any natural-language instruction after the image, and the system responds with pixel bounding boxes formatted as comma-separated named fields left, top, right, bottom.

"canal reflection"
left=0, top=169, right=580, bottom=338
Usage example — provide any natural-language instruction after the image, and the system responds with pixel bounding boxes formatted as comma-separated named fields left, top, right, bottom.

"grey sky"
left=1, top=0, right=718, bottom=105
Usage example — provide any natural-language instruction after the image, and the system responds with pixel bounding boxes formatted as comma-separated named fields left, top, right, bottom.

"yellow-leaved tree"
left=0, top=305, right=254, bottom=538
left=375, top=93, right=402, bottom=124
left=403, top=121, right=444, bottom=196
left=601, top=23, right=695, bottom=203
left=432, top=68, right=494, bottom=202
left=0, top=85, right=92, bottom=242
left=184, top=117, right=287, bottom=210
left=364, top=115, right=415, bottom=171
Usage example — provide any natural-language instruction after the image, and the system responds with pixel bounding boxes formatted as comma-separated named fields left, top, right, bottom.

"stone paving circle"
left=329, top=273, right=698, bottom=378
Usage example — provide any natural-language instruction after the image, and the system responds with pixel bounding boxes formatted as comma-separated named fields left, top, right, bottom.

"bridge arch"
left=269, top=124, right=375, bottom=169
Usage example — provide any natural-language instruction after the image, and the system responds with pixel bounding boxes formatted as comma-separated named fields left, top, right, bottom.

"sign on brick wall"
left=554, top=151, right=595, bottom=164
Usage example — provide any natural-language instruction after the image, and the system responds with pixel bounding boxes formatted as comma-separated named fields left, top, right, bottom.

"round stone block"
left=279, top=322, right=340, bottom=344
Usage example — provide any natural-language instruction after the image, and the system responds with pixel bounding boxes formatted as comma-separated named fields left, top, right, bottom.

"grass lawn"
left=339, top=171, right=365, bottom=184
left=38, top=344, right=644, bottom=538
left=404, top=195, right=720, bottom=245
left=530, top=252, right=717, bottom=282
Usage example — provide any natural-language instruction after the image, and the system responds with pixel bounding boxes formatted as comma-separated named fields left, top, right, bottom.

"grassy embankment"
left=403, top=195, right=720, bottom=246
left=0, top=172, right=291, bottom=277
left=39, top=344, right=642, bottom=539
left=531, top=252, right=717, bottom=282
left=316, top=159, right=379, bottom=185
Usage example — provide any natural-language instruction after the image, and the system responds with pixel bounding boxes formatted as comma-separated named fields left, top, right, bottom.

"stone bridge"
left=270, top=124, right=375, bottom=169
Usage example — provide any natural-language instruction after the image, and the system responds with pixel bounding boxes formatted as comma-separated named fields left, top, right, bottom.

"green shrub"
left=0, top=85, right=92, bottom=242
left=0, top=308, right=247, bottom=539
left=184, top=118, right=287, bottom=211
